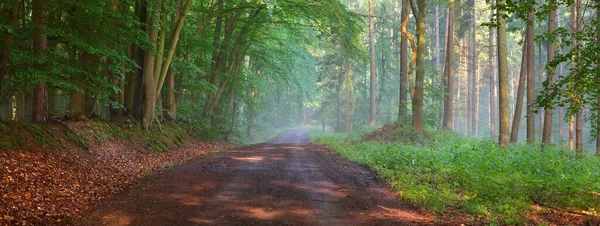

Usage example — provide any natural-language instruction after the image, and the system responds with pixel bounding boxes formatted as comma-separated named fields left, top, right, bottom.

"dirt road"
left=78, top=129, right=435, bottom=225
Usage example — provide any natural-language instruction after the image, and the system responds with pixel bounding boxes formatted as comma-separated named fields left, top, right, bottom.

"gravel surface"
left=78, top=129, right=436, bottom=225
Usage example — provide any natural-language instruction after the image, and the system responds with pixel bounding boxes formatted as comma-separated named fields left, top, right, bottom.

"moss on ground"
left=0, top=120, right=203, bottom=153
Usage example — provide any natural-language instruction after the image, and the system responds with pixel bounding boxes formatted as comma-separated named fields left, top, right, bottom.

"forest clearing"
left=1, top=0, right=599, bottom=225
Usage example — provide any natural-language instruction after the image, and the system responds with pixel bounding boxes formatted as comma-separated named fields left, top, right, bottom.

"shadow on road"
left=78, top=130, right=434, bottom=226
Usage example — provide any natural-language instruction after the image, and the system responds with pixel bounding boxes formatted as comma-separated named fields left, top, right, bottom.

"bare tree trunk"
left=497, top=0, right=509, bottom=146
left=597, top=4, right=600, bottom=155
left=0, top=0, right=19, bottom=94
left=166, top=66, right=177, bottom=120
left=442, top=0, right=455, bottom=130
left=435, top=4, right=440, bottom=70
left=31, top=0, right=48, bottom=123
left=574, top=0, right=583, bottom=154
left=526, top=10, right=535, bottom=143
left=469, top=4, right=478, bottom=136
left=542, top=2, right=556, bottom=147
left=142, top=0, right=162, bottom=131
left=410, top=0, right=427, bottom=134
left=489, top=16, right=497, bottom=138
left=398, top=0, right=408, bottom=123
left=510, top=39, right=527, bottom=142
left=369, top=0, right=377, bottom=126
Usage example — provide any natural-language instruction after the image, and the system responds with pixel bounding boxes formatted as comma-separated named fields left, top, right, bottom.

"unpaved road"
left=78, top=129, right=435, bottom=225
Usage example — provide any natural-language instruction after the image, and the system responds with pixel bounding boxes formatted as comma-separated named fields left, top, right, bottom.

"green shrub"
left=315, top=127, right=600, bottom=224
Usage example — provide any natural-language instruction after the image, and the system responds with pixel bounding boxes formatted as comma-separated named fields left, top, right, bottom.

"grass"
left=311, top=127, right=600, bottom=224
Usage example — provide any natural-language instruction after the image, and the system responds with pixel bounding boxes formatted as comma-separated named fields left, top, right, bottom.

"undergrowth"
left=312, top=127, right=600, bottom=224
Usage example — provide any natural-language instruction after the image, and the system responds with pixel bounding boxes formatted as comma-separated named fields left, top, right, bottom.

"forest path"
left=77, top=129, right=435, bottom=225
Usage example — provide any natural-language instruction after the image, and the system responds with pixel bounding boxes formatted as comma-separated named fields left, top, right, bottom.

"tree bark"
left=0, top=0, right=19, bottom=94
left=470, top=4, right=479, bottom=136
left=166, top=66, right=177, bottom=121
left=368, top=0, right=377, bottom=126
left=442, top=0, right=455, bottom=131
left=574, top=0, right=583, bottom=154
left=132, top=0, right=148, bottom=119
left=142, top=0, right=162, bottom=131
left=542, top=2, right=556, bottom=147
left=526, top=10, right=535, bottom=143
left=31, top=0, right=48, bottom=123
left=497, top=0, right=509, bottom=147
left=597, top=4, right=600, bottom=155
left=489, top=22, right=497, bottom=138
left=410, top=0, right=427, bottom=134
left=510, top=39, right=527, bottom=142
left=398, top=0, right=408, bottom=123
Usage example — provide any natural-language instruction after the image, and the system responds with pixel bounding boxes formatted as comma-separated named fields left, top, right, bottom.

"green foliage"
left=315, top=127, right=600, bottom=224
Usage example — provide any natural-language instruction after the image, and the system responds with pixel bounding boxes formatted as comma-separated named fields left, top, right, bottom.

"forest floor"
left=77, top=129, right=450, bottom=226
left=0, top=121, right=229, bottom=225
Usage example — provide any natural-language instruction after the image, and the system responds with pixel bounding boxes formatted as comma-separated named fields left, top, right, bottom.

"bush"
left=315, top=127, right=600, bottom=224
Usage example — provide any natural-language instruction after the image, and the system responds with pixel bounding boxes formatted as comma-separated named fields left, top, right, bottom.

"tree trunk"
left=0, top=0, right=19, bottom=93
left=469, top=5, right=478, bottom=136
left=142, top=0, right=162, bottom=131
left=132, top=0, right=148, bottom=119
left=510, top=39, right=527, bottom=142
left=435, top=4, right=440, bottom=69
left=542, top=3, right=556, bottom=147
left=411, top=0, right=427, bottom=134
left=526, top=10, right=535, bottom=143
left=442, top=0, right=455, bottom=131
left=166, top=66, right=177, bottom=121
left=67, top=89, right=87, bottom=120
left=497, top=0, right=509, bottom=147
left=398, top=0, right=408, bottom=123
left=597, top=4, right=600, bottom=155
left=489, top=24, right=497, bottom=138
left=368, top=0, right=377, bottom=126
left=574, top=0, right=583, bottom=154
left=31, top=0, right=48, bottom=123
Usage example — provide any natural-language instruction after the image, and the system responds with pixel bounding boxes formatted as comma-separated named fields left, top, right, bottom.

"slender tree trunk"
left=166, top=66, right=177, bottom=120
left=574, top=0, right=583, bottom=154
left=597, top=4, right=600, bottom=155
left=442, top=0, right=455, bottom=130
left=542, top=3, right=556, bottom=147
left=398, top=0, right=408, bottom=122
left=31, top=0, right=48, bottom=123
left=435, top=4, right=440, bottom=70
left=369, top=0, right=377, bottom=126
left=142, top=0, right=162, bottom=131
left=489, top=13, right=497, bottom=138
left=497, top=0, right=509, bottom=146
left=510, top=40, right=527, bottom=142
left=0, top=0, right=19, bottom=93
left=132, top=0, right=148, bottom=119
left=469, top=4, right=478, bottom=136
left=410, top=0, right=427, bottom=134
left=526, top=10, right=535, bottom=143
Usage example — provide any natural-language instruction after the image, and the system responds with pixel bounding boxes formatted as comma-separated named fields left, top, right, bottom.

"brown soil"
left=77, top=129, right=441, bottom=226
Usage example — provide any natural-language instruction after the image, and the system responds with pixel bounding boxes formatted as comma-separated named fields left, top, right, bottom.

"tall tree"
left=369, top=0, right=377, bottom=126
left=542, top=1, right=556, bottom=147
left=469, top=3, right=479, bottom=136
left=398, top=0, right=408, bottom=122
left=31, top=0, right=49, bottom=123
left=442, top=0, right=455, bottom=130
left=510, top=40, right=527, bottom=142
left=526, top=9, right=535, bottom=143
left=574, top=0, right=583, bottom=154
left=489, top=20, right=497, bottom=138
left=497, top=0, right=509, bottom=146
left=409, top=0, right=427, bottom=133
left=0, top=0, right=19, bottom=94
left=597, top=3, right=600, bottom=155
